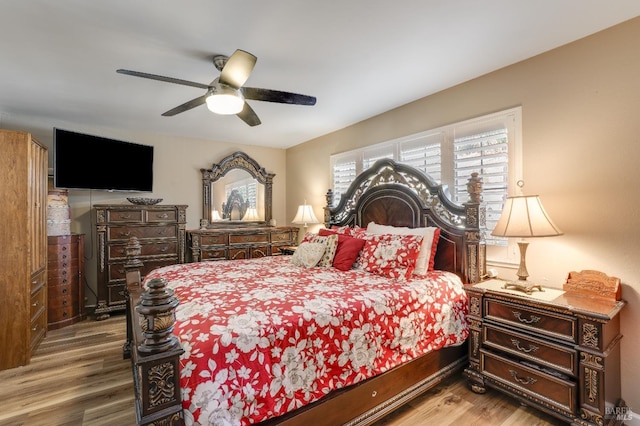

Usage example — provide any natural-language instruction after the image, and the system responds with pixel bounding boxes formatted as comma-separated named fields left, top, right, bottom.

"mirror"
left=201, top=152, right=273, bottom=227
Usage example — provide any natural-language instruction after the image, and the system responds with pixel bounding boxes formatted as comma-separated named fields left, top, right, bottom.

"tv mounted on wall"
left=54, top=128, right=154, bottom=192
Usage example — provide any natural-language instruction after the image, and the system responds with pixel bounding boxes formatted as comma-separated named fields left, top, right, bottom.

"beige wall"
left=287, top=17, right=640, bottom=413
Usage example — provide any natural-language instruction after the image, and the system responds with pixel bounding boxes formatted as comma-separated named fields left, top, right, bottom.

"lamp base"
left=502, top=280, right=544, bottom=295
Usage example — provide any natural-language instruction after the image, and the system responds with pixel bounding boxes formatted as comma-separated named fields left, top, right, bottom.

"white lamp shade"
left=491, top=195, right=563, bottom=238
left=292, top=204, right=319, bottom=226
left=242, top=207, right=260, bottom=221
left=206, top=84, right=245, bottom=115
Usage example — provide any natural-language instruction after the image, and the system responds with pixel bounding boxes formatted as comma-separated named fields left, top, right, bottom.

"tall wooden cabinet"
left=0, top=129, right=48, bottom=371
left=94, top=204, right=187, bottom=320
left=47, top=234, right=86, bottom=330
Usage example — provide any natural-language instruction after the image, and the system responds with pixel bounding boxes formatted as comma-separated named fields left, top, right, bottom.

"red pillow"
left=318, top=228, right=366, bottom=271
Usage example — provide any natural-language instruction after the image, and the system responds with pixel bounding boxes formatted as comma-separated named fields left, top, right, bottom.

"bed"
left=123, top=158, right=486, bottom=425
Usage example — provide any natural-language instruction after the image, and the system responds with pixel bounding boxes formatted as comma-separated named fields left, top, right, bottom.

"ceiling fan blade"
left=117, top=69, right=210, bottom=90
left=242, top=87, right=316, bottom=106
left=218, top=49, right=257, bottom=89
left=162, top=94, right=209, bottom=116
left=237, top=102, right=261, bottom=127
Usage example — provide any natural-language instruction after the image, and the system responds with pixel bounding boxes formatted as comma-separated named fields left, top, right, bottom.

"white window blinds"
left=329, top=107, right=521, bottom=247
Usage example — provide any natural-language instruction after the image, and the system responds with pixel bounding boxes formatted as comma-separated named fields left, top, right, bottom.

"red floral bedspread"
left=144, top=256, right=469, bottom=425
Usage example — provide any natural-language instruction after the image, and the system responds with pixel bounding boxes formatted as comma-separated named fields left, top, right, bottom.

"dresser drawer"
left=484, top=298, right=576, bottom=343
left=47, top=285, right=79, bottom=302
left=201, top=248, right=227, bottom=261
left=108, top=224, right=177, bottom=242
left=271, top=231, right=293, bottom=242
left=483, top=323, right=576, bottom=376
left=30, top=287, right=47, bottom=350
left=31, top=285, right=47, bottom=319
left=108, top=258, right=178, bottom=281
left=48, top=307, right=77, bottom=324
left=200, top=234, right=228, bottom=245
left=108, top=241, right=178, bottom=259
left=106, top=209, right=144, bottom=223
left=48, top=257, right=79, bottom=272
left=229, top=233, right=268, bottom=244
left=146, top=209, right=178, bottom=223
left=47, top=241, right=75, bottom=258
left=481, top=350, right=576, bottom=415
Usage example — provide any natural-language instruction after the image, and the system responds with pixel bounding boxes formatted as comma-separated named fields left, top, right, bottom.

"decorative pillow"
left=290, top=242, right=326, bottom=268
left=366, top=222, right=440, bottom=275
left=318, top=228, right=366, bottom=271
left=352, top=225, right=368, bottom=239
left=330, top=225, right=354, bottom=237
left=307, top=234, right=339, bottom=267
left=300, top=231, right=317, bottom=244
left=359, top=233, right=423, bottom=280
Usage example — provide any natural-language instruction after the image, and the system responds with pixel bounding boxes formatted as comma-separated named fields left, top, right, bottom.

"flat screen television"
left=54, top=128, right=154, bottom=192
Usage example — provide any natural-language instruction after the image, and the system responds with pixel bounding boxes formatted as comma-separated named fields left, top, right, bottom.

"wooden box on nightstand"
left=464, top=270, right=626, bottom=426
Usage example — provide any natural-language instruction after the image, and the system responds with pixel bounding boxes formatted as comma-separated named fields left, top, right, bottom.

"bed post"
left=123, top=236, right=184, bottom=426
left=463, top=172, right=486, bottom=283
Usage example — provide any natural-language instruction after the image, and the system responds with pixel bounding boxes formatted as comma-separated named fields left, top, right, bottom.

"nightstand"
left=279, top=246, right=298, bottom=256
left=464, top=270, right=627, bottom=425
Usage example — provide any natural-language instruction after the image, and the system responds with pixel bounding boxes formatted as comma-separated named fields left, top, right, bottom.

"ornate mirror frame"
left=201, top=151, right=274, bottom=227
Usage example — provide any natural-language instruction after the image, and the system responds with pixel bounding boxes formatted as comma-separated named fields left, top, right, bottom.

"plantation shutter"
left=453, top=128, right=509, bottom=244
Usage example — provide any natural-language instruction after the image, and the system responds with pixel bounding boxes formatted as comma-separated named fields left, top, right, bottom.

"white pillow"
left=290, top=242, right=326, bottom=268
left=366, top=221, right=437, bottom=275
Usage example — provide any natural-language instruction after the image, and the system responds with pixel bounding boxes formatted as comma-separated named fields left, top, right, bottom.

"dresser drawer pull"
left=32, top=300, right=39, bottom=307
left=510, top=338, right=539, bottom=353
left=156, top=229, right=168, bottom=236
left=159, top=246, right=169, bottom=252
left=512, top=311, right=541, bottom=324
left=118, top=213, right=132, bottom=220
left=155, top=213, right=170, bottom=219
left=32, top=324, right=39, bottom=332
left=117, top=231, right=132, bottom=238
left=509, top=370, right=537, bottom=385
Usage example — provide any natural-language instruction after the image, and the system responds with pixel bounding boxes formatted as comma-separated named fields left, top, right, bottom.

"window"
left=330, top=107, right=522, bottom=248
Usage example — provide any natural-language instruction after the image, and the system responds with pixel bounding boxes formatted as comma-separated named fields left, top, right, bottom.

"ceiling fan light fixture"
left=206, top=84, right=244, bottom=115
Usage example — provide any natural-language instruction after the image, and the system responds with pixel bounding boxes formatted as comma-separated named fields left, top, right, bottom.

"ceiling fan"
left=116, top=49, right=316, bottom=127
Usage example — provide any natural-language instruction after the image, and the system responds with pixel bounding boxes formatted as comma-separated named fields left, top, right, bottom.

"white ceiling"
left=1, top=1, right=639, bottom=149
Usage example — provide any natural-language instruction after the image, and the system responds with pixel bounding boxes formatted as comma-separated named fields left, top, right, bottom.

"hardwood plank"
left=0, top=314, right=566, bottom=426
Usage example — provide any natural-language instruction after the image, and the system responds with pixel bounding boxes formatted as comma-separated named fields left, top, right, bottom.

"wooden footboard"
left=124, top=236, right=184, bottom=425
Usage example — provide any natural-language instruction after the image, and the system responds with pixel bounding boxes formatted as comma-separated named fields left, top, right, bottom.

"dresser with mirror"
left=189, top=151, right=298, bottom=262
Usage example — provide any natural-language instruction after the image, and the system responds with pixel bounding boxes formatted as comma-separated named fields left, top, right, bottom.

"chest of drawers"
left=94, top=204, right=187, bottom=320
left=47, top=234, right=86, bottom=329
left=464, top=272, right=626, bottom=425
left=187, top=226, right=298, bottom=262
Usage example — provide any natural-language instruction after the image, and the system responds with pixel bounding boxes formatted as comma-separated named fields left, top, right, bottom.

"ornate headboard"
left=324, top=159, right=485, bottom=283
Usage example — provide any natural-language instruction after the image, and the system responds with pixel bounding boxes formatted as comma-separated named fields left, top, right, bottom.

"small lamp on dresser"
left=491, top=194, right=563, bottom=293
left=291, top=201, right=320, bottom=230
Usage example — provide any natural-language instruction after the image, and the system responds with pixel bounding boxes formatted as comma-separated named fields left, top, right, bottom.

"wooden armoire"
left=0, top=129, right=48, bottom=371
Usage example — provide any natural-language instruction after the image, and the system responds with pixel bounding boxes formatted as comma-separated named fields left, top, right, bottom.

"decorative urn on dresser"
left=464, top=270, right=627, bottom=425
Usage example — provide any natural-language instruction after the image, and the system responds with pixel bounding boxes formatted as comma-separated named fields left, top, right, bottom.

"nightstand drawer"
left=483, top=324, right=577, bottom=376
left=484, top=298, right=576, bottom=343
left=481, top=349, right=576, bottom=415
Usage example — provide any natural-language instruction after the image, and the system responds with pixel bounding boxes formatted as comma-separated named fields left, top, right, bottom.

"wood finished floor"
left=0, top=315, right=565, bottom=426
